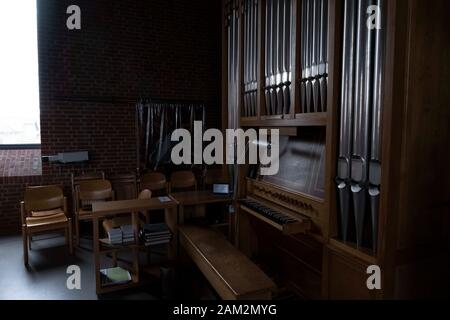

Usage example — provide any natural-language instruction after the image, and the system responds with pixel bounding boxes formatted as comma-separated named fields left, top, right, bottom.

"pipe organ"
left=264, top=0, right=293, bottom=116
left=223, top=0, right=450, bottom=300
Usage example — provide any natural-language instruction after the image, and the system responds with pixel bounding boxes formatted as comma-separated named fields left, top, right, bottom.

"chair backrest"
left=24, top=185, right=64, bottom=215
left=109, top=173, right=138, bottom=200
left=138, top=189, right=152, bottom=200
left=78, top=179, right=113, bottom=201
left=170, top=171, right=197, bottom=192
left=71, top=172, right=105, bottom=192
left=71, top=172, right=106, bottom=213
left=140, top=172, right=168, bottom=193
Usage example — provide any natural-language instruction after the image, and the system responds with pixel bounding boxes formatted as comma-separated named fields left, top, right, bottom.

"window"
left=0, top=2, right=41, bottom=177
left=0, top=1, right=41, bottom=146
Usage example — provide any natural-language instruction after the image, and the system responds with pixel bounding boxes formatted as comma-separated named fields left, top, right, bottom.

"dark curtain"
left=136, top=99, right=206, bottom=173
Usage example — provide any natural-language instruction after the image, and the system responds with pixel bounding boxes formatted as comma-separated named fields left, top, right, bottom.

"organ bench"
left=178, top=225, right=276, bottom=300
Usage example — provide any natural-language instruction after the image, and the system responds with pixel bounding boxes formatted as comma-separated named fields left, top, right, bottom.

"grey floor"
left=0, top=233, right=163, bottom=300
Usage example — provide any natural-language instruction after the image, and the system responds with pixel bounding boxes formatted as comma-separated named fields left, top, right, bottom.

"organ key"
left=240, top=198, right=311, bottom=235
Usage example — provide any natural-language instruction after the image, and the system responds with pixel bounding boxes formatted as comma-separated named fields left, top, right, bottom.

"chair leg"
left=75, top=215, right=80, bottom=247
left=29, top=236, right=32, bottom=250
left=22, top=226, right=29, bottom=266
left=112, top=252, right=118, bottom=267
left=68, top=219, right=74, bottom=255
left=145, top=211, right=152, bottom=263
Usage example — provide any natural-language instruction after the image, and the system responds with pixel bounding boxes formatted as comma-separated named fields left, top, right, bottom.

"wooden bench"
left=178, top=225, right=276, bottom=300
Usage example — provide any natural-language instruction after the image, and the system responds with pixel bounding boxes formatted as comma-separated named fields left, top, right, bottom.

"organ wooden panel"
left=323, top=245, right=378, bottom=300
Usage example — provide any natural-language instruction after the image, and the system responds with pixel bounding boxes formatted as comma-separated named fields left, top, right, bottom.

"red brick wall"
left=0, top=0, right=221, bottom=234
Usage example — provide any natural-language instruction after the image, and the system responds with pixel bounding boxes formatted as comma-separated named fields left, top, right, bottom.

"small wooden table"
left=170, top=190, right=233, bottom=224
left=91, top=197, right=178, bottom=294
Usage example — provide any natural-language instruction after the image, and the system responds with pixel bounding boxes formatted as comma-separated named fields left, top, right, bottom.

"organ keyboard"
left=240, top=198, right=311, bottom=235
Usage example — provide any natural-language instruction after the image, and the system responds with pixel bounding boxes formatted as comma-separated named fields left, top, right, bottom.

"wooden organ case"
left=222, top=0, right=450, bottom=300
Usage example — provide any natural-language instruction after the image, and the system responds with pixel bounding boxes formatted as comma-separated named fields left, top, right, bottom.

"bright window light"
left=0, top=1, right=41, bottom=145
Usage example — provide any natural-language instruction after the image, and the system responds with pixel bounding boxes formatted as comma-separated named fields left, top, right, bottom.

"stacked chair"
left=73, top=176, right=114, bottom=246
left=109, top=173, right=138, bottom=200
left=21, top=185, right=73, bottom=265
left=169, top=171, right=197, bottom=192
left=140, top=172, right=169, bottom=195
left=139, top=172, right=168, bottom=223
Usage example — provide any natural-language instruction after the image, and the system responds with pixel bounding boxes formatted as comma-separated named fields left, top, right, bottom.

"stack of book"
left=140, top=223, right=172, bottom=246
left=120, top=225, right=135, bottom=245
left=107, top=228, right=122, bottom=245
left=100, top=267, right=132, bottom=287
left=102, top=219, right=135, bottom=245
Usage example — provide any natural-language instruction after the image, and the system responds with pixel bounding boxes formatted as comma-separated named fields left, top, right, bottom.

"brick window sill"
left=0, top=149, right=42, bottom=177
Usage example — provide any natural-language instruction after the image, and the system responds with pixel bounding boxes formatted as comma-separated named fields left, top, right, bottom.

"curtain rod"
left=138, top=98, right=208, bottom=105
left=50, top=96, right=136, bottom=104
left=50, top=96, right=213, bottom=105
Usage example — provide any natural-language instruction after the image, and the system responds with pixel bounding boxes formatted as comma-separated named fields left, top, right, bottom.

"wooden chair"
left=109, top=189, right=153, bottom=229
left=21, top=185, right=73, bottom=265
left=71, top=172, right=105, bottom=190
left=104, top=174, right=138, bottom=230
left=140, top=172, right=168, bottom=195
left=138, top=189, right=152, bottom=200
left=169, top=171, right=197, bottom=192
left=71, top=172, right=105, bottom=216
left=74, top=179, right=114, bottom=246
left=109, top=173, right=138, bottom=200
left=137, top=189, right=153, bottom=224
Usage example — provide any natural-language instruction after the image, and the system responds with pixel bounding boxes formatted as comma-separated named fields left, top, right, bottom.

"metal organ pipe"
left=265, top=0, right=273, bottom=116
left=300, top=0, right=329, bottom=114
left=244, top=0, right=258, bottom=117
left=227, top=0, right=239, bottom=130
left=351, top=0, right=375, bottom=248
left=275, top=0, right=282, bottom=115
left=264, top=0, right=293, bottom=116
left=271, top=0, right=278, bottom=115
left=337, top=0, right=385, bottom=252
left=227, top=0, right=240, bottom=197
left=369, top=0, right=385, bottom=253
left=337, top=0, right=357, bottom=243
left=318, top=0, right=328, bottom=112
